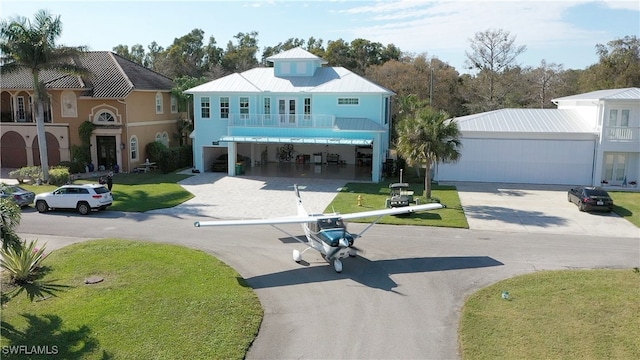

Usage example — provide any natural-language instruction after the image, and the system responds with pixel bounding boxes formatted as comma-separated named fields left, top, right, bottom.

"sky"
left=1, top=0, right=639, bottom=72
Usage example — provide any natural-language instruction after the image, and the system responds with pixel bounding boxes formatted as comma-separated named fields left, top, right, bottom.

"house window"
left=16, top=96, right=25, bottom=121
left=239, top=97, right=249, bottom=119
left=608, top=109, right=618, bottom=126
left=161, top=131, right=169, bottom=147
left=620, top=110, right=630, bottom=127
left=156, top=93, right=163, bottom=114
left=201, top=97, right=210, bottom=118
left=171, top=95, right=178, bottom=113
left=281, top=62, right=291, bottom=74
left=297, top=62, right=306, bottom=74
left=338, top=98, right=359, bottom=105
left=304, top=98, right=311, bottom=119
left=130, top=136, right=138, bottom=160
left=96, top=111, right=115, bottom=123
left=264, top=97, right=271, bottom=119
left=220, top=97, right=229, bottom=119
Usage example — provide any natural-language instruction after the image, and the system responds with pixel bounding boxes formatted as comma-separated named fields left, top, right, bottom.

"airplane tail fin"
left=294, top=184, right=308, bottom=217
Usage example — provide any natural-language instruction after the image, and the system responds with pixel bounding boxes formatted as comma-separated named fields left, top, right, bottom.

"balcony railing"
left=605, top=126, right=639, bottom=142
left=228, top=113, right=335, bottom=128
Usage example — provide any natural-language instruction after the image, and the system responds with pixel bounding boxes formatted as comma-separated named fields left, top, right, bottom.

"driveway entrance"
left=450, top=182, right=639, bottom=238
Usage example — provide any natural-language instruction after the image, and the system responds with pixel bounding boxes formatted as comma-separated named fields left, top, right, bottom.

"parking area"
left=449, top=182, right=639, bottom=238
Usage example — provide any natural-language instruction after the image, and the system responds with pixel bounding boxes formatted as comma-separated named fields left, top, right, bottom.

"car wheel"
left=77, top=202, right=91, bottom=215
left=578, top=202, right=586, bottom=212
left=35, top=200, right=48, bottom=213
left=567, top=194, right=572, bottom=203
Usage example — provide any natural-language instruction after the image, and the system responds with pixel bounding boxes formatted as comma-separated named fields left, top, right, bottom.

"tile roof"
left=453, top=109, right=597, bottom=133
left=552, top=87, right=640, bottom=102
left=186, top=66, right=393, bottom=95
left=0, top=51, right=174, bottom=98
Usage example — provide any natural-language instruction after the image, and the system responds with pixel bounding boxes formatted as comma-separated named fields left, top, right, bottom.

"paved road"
left=9, top=173, right=640, bottom=359
left=15, top=211, right=639, bottom=359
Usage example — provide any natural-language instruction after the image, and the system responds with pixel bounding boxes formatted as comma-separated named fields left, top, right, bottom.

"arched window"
left=96, top=111, right=115, bottom=123
left=171, top=95, right=178, bottom=113
left=130, top=136, right=138, bottom=160
left=155, top=92, right=163, bottom=114
left=161, top=131, right=169, bottom=147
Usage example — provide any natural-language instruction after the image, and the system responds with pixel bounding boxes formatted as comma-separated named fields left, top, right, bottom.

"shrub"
left=48, top=166, right=71, bottom=186
left=0, top=239, right=49, bottom=284
left=58, top=160, right=85, bottom=174
left=9, top=166, right=41, bottom=184
left=0, top=198, right=21, bottom=251
left=146, top=141, right=168, bottom=162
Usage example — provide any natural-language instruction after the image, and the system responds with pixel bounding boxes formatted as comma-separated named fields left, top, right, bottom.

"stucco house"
left=436, top=87, right=640, bottom=188
left=1, top=51, right=185, bottom=173
left=186, top=47, right=394, bottom=182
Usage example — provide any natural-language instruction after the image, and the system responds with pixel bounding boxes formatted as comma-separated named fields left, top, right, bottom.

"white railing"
left=228, top=114, right=335, bottom=128
left=605, top=126, right=639, bottom=142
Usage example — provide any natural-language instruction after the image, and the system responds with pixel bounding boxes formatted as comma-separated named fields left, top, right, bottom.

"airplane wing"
left=194, top=203, right=444, bottom=227
left=194, top=215, right=326, bottom=227
left=339, top=203, right=444, bottom=220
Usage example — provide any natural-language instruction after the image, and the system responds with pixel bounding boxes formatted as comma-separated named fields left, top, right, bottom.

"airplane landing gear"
left=293, top=249, right=302, bottom=263
left=333, top=259, right=343, bottom=273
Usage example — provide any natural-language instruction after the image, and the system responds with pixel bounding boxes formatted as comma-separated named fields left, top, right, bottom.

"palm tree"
left=0, top=10, right=87, bottom=182
left=395, top=107, right=462, bottom=199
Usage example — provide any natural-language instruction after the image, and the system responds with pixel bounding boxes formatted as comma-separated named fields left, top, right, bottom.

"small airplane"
left=194, top=185, right=444, bottom=273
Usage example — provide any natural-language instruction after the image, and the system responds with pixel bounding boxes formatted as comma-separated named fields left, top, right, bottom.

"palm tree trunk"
left=424, top=160, right=432, bottom=199
left=35, top=99, right=50, bottom=183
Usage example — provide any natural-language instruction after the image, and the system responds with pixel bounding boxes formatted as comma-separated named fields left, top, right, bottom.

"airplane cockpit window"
left=318, top=218, right=345, bottom=230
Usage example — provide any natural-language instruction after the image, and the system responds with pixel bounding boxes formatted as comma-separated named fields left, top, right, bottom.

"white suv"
left=35, top=184, right=113, bottom=215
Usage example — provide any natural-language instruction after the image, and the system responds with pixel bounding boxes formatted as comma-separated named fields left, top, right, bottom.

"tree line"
left=112, top=28, right=640, bottom=117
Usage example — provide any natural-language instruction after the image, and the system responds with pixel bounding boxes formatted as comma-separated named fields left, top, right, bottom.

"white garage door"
left=437, top=138, right=594, bottom=185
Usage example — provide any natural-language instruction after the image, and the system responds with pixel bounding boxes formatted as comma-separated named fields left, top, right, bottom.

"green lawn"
left=21, top=171, right=194, bottom=212
left=460, top=269, right=640, bottom=359
left=324, top=181, right=468, bottom=228
left=0, top=239, right=262, bottom=360
left=609, top=191, right=640, bottom=227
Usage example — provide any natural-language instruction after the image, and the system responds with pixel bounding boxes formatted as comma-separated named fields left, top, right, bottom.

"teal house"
left=186, top=47, right=394, bottom=182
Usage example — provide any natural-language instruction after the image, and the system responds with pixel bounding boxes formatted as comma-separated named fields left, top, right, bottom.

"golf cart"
left=386, top=182, right=414, bottom=208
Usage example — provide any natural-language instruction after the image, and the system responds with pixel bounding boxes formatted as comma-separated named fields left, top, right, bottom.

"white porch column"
left=228, top=142, right=237, bottom=176
left=371, top=134, right=382, bottom=182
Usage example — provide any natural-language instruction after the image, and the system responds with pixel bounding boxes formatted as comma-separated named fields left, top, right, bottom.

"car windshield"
left=585, top=189, right=609, bottom=197
left=93, top=186, right=110, bottom=194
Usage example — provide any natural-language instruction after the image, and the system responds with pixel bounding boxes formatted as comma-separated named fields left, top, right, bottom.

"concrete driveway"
left=449, top=182, right=639, bottom=238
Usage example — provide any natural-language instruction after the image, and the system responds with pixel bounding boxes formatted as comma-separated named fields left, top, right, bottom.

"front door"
left=97, top=136, right=117, bottom=170
left=278, top=99, right=296, bottom=125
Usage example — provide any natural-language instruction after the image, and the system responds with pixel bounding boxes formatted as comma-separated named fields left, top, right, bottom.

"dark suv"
left=567, top=186, right=614, bottom=212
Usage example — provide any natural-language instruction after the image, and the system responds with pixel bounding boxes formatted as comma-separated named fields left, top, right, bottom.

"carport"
left=218, top=136, right=377, bottom=181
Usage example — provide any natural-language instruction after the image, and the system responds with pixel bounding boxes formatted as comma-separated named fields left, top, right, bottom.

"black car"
left=567, top=186, right=614, bottom=212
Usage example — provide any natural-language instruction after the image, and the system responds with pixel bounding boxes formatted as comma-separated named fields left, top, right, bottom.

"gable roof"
left=552, top=87, right=640, bottom=102
left=454, top=109, right=596, bottom=133
left=186, top=66, right=393, bottom=95
left=0, top=51, right=174, bottom=98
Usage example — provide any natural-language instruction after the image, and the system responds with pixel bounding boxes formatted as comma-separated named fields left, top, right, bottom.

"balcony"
left=228, top=113, right=335, bottom=128
left=604, top=126, right=639, bottom=142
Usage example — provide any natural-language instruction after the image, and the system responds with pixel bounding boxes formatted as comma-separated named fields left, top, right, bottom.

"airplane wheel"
left=333, top=259, right=343, bottom=273
left=293, top=249, right=302, bottom=263
left=349, top=248, right=357, bottom=257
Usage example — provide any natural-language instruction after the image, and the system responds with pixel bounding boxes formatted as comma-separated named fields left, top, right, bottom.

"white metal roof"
left=185, top=67, right=393, bottom=94
left=266, top=47, right=327, bottom=64
left=454, top=109, right=597, bottom=133
left=552, top=87, right=640, bottom=102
